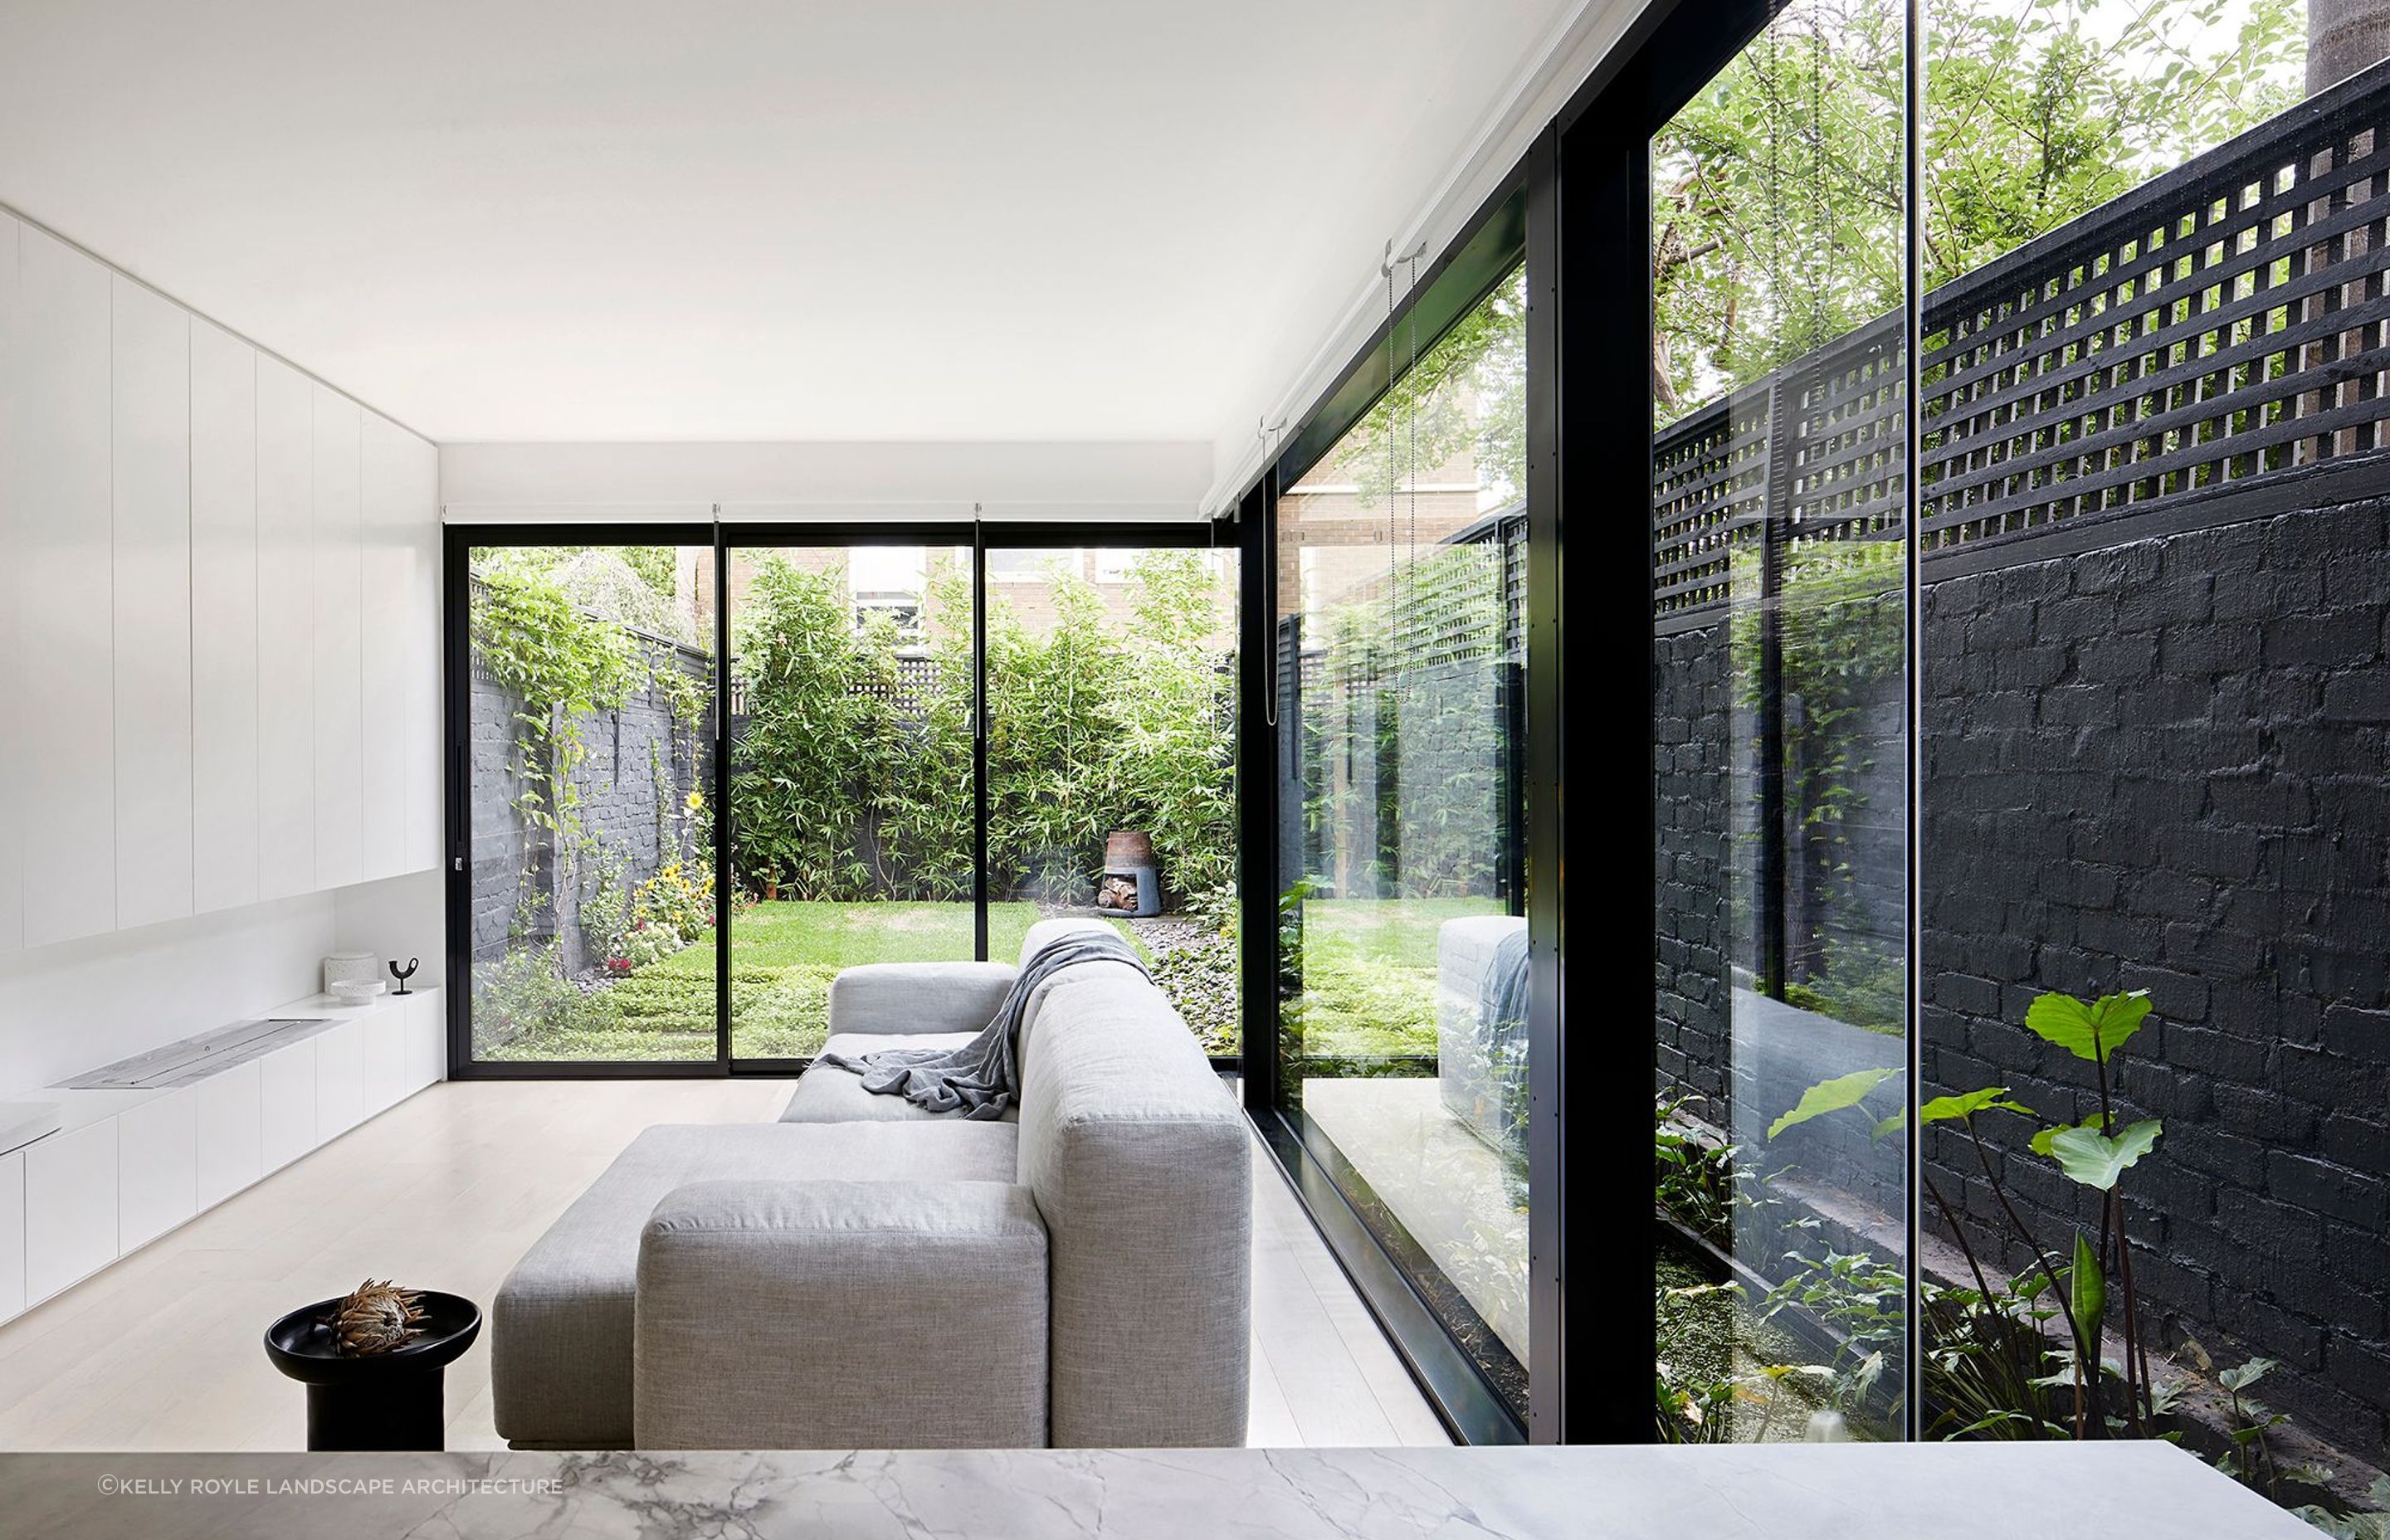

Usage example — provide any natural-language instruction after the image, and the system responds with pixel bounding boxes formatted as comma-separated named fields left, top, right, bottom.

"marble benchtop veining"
left=0, top=1440, right=2316, bottom=1539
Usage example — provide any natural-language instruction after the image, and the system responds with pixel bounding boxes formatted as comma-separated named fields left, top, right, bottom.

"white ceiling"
left=0, top=1, right=1589, bottom=451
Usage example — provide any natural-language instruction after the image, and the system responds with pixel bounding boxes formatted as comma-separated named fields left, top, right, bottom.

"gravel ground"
left=1037, top=904, right=1239, bottom=1055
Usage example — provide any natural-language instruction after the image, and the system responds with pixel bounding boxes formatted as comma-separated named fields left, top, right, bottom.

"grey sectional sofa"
left=490, top=919, right=1251, bottom=1450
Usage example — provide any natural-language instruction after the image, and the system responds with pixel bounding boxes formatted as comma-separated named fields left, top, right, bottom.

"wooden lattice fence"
left=1653, top=60, right=2390, bottom=621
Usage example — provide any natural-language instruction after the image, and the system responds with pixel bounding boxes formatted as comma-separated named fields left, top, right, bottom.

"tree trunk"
left=2310, top=0, right=2390, bottom=94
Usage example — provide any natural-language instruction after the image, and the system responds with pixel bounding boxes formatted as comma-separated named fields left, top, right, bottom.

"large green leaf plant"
left=1773, top=987, right=2163, bottom=1438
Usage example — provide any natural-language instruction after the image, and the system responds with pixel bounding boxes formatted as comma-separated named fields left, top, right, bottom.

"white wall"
left=0, top=206, right=443, bottom=1099
left=440, top=439, right=1214, bottom=524
left=332, top=870, right=446, bottom=995
left=0, top=897, right=334, bottom=1102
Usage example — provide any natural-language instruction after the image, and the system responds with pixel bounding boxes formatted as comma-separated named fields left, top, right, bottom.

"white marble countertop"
left=0, top=1440, right=2318, bottom=1539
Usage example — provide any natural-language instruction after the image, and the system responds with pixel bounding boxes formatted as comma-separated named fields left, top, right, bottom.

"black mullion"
left=1235, top=476, right=1277, bottom=1117
left=973, top=521, right=990, bottom=962
left=441, top=527, right=470, bottom=1079
left=959, top=520, right=1217, bottom=549
left=714, top=517, right=731, bottom=1070
left=1521, top=122, right=1585, bottom=1445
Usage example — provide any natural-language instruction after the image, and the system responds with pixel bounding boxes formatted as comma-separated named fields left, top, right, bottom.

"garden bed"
left=476, top=899, right=1243, bottom=1060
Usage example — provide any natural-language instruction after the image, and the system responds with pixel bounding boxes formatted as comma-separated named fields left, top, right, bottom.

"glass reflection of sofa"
left=1436, top=914, right=1529, bottom=1169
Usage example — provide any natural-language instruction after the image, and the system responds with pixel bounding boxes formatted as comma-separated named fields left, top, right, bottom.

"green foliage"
left=1655, top=1097, right=1737, bottom=1250
left=545, top=548, right=690, bottom=642
left=1773, top=982, right=2174, bottom=1440
left=2297, top=1478, right=2390, bottom=1540
left=578, top=848, right=635, bottom=965
left=2069, top=1231, right=2109, bottom=1352
left=2047, top=1118, right=2164, bottom=1191
left=1769, top=1065, right=1899, bottom=1138
left=731, top=558, right=903, bottom=899
left=1656, top=1279, right=1754, bottom=1442
left=1731, top=539, right=1905, bottom=1035
left=983, top=557, right=1131, bottom=898
left=470, top=943, right=605, bottom=1054
left=1329, top=266, right=1528, bottom=512
left=471, top=556, right=654, bottom=933
left=1653, top=0, right=2308, bottom=418
left=1285, top=897, right=1497, bottom=1058
left=2024, top=989, right=2153, bottom=1064
left=1149, top=932, right=1238, bottom=1055
left=1919, top=1086, right=2035, bottom=1126
left=726, top=551, right=1234, bottom=909
left=1108, top=551, right=1239, bottom=898
left=1768, top=1248, right=2134, bottom=1440
left=1299, top=541, right=1514, bottom=903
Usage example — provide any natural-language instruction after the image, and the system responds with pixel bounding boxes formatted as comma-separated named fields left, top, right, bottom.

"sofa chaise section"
left=634, top=1178, right=1049, bottom=1448
left=490, top=1120, right=1019, bottom=1450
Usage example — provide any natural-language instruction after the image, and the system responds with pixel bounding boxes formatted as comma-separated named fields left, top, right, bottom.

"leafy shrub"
left=634, top=860, right=715, bottom=938
left=729, top=550, right=1234, bottom=908
left=471, top=944, right=602, bottom=1052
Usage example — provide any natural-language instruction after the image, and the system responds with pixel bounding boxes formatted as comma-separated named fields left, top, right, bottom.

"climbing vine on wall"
left=470, top=558, right=642, bottom=932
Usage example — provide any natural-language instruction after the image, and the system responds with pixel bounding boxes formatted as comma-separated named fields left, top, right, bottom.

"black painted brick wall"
left=1655, top=624, right=1732, bottom=1109
left=1924, top=496, right=2390, bottom=1457
left=471, top=639, right=708, bottom=971
left=1655, top=488, right=2390, bottom=1457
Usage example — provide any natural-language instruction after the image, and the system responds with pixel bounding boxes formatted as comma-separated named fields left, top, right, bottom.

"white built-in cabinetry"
left=0, top=209, right=441, bottom=952
left=113, top=276, right=197, bottom=931
left=191, top=320, right=262, bottom=914
left=14, top=222, right=116, bottom=948
left=0, top=988, right=446, bottom=1325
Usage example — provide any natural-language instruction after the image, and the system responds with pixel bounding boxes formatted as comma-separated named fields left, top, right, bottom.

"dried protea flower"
left=328, top=1279, right=427, bottom=1355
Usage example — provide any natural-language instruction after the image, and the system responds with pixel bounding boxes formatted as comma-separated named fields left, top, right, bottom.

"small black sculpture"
left=388, top=958, right=420, bottom=997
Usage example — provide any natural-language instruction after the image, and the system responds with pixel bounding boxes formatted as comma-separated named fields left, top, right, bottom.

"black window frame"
left=444, top=518, right=1241, bottom=1081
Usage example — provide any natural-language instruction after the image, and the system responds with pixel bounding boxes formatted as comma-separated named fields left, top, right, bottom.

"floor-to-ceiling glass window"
left=462, top=539, right=719, bottom=1064
left=983, top=540, right=1241, bottom=1053
left=721, top=539, right=977, bottom=1064
left=1647, top=0, right=1913, bottom=1442
left=453, top=526, right=1236, bottom=1071
left=1273, top=256, right=1533, bottom=1424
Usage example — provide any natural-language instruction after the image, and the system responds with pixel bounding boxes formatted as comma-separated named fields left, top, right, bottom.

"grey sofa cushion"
left=827, top=960, right=1017, bottom=1036
left=1015, top=917, right=1119, bottom=966
left=1012, top=919, right=1144, bottom=1075
left=635, top=1179, right=1048, bottom=1450
left=1016, top=973, right=1251, bottom=1447
left=779, top=1031, right=1020, bottom=1123
left=491, top=1120, right=1017, bottom=1449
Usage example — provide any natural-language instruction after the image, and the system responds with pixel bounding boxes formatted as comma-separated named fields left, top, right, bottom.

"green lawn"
left=476, top=893, right=1434, bottom=1065
left=478, top=900, right=1095, bottom=1062
left=1289, top=896, right=1503, bottom=1060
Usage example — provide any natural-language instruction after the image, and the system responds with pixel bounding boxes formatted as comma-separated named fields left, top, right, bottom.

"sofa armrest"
left=632, top=1179, right=1048, bottom=1449
left=827, top=961, right=1017, bottom=1036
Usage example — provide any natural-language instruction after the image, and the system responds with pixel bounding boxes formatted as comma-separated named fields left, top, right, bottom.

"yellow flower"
left=685, top=790, right=705, bottom=811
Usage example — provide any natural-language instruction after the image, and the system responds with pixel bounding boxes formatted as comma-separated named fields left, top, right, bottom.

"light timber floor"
left=0, top=1078, right=1450, bottom=1450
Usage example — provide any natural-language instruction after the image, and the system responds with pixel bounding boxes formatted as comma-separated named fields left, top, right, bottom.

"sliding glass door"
left=461, top=539, right=719, bottom=1064
left=1647, top=0, right=1912, bottom=1442
left=721, top=539, right=977, bottom=1065
left=1271, top=253, right=1534, bottom=1428
left=983, top=541, right=1241, bottom=1054
left=451, top=525, right=1236, bottom=1072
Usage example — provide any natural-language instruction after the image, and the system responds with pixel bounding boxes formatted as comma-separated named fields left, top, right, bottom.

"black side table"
left=264, top=1291, right=481, bottom=1451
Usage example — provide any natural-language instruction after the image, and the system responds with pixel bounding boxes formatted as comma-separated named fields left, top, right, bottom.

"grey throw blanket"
left=817, top=930, right=1152, bottom=1118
